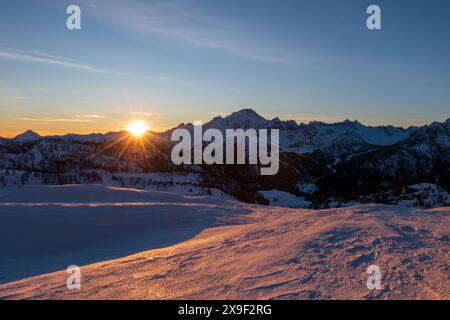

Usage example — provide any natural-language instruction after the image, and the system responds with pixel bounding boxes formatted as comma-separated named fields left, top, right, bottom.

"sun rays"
left=97, top=119, right=168, bottom=163
left=126, top=120, right=148, bottom=137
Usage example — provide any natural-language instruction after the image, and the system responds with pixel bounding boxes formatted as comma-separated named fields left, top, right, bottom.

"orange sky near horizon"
left=0, top=112, right=436, bottom=139
left=0, top=118, right=174, bottom=138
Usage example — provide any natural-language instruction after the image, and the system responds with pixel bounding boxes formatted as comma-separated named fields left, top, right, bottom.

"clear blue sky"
left=0, top=0, right=449, bottom=136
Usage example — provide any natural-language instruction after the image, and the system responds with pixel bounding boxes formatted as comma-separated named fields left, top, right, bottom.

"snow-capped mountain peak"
left=13, top=130, right=41, bottom=143
left=205, top=108, right=270, bottom=130
left=166, top=108, right=417, bottom=155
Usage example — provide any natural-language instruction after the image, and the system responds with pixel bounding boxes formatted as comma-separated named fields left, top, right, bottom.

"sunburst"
left=126, top=120, right=148, bottom=137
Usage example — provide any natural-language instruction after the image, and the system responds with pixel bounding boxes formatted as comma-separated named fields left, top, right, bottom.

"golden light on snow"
left=126, top=120, right=148, bottom=137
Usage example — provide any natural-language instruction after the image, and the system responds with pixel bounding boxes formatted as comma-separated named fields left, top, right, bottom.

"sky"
left=0, top=0, right=449, bottom=137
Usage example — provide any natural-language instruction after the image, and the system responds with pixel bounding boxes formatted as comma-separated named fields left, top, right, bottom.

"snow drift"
left=0, top=185, right=448, bottom=300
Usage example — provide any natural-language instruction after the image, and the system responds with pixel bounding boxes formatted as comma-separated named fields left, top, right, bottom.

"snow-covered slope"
left=0, top=184, right=228, bottom=204
left=284, top=120, right=414, bottom=154
left=404, top=183, right=449, bottom=207
left=0, top=185, right=448, bottom=299
left=319, top=118, right=450, bottom=198
left=0, top=185, right=242, bottom=284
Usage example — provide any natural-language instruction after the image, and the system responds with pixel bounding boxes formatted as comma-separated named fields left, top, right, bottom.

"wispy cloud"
left=1, top=46, right=243, bottom=93
left=17, top=117, right=94, bottom=123
left=75, top=114, right=106, bottom=119
left=0, top=48, right=123, bottom=75
left=83, top=0, right=292, bottom=64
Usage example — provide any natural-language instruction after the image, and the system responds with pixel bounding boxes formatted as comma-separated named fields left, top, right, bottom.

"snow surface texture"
left=0, top=185, right=449, bottom=300
left=0, top=184, right=238, bottom=284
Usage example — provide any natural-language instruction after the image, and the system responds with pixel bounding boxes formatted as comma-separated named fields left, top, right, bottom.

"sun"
left=126, top=120, right=148, bottom=137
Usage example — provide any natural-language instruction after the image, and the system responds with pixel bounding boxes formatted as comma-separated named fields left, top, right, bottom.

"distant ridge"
left=13, top=130, right=41, bottom=143
left=6, top=109, right=448, bottom=146
left=0, top=108, right=449, bottom=208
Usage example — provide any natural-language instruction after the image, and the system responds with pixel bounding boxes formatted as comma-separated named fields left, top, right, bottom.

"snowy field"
left=0, top=185, right=449, bottom=299
left=0, top=185, right=246, bottom=284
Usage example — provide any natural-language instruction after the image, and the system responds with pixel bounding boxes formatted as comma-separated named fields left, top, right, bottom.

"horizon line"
left=1, top=110, right=448, bottom=139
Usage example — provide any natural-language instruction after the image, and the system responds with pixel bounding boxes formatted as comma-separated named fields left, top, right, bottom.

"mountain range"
left=1, top=109, right=449, bottom=208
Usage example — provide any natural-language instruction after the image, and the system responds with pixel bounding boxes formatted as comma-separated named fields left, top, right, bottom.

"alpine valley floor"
left=0, top=185, right=449, bottom=300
